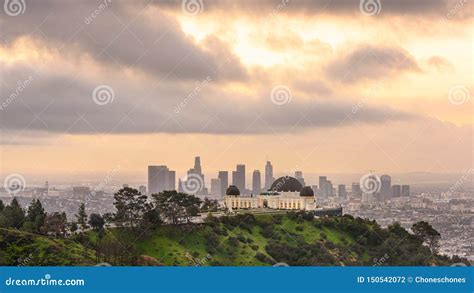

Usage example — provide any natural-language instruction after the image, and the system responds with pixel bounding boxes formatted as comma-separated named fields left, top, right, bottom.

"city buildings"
left=148, top=165, right=175, bottom=194
left=380, top=175, right=392, bottom=201
left=252, top=170, right=261, bottom=195
left=218, top=171, right=228, bottom=197
left=295, top=171, right=305, bottom=186
left=210, top=178, right=222, bottom=197
left=338, top=184, right=347, bottom=199
left=392, top=185, right=402, bottom=197
left=232, top=164, right=246, bottom=194
left=402, top=185, right=410, bottom=197
left=264, top=161, right=273, bottom=190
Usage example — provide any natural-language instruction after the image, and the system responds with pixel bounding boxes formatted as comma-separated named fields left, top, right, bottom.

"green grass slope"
left=0, top=228, right=96, bottom=266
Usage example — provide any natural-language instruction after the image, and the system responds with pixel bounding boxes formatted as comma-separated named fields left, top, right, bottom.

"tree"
left=75, top=203, right=88, bottom=231
left=41, top=212, right=67, bottom=237
left=113, top=187, right=149, bottom=229
left=201, top=198, right=218, bottom=212
left=412, top=221, right=441, bottom=253
left=2, top=198, right=25, bottom=228
left=69, top=221, right=78, bottom=233
left=23, top=199, right=46, bottom=233
left=153, top=191, right=201, bottom=225
left=88, top=213, right=105, bottom=231
left=0, top=199, right=4, bottom=212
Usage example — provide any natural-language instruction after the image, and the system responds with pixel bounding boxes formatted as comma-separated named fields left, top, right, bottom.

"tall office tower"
left=319, top=176, right=327, bottom=197
left=218, top=171, right=228, bottom=196
left=148, top=165, right=176, bottom=194
left=168, top=170, right=176, bottom=191
left=178, top=178, right=184, bottom=193
left=210, top=178, right=222, bottom=197
left=402, top=185, right=410, bottom=197
left=351, top=183, right=362, bottom=197
left=392, top=185, right=402, bottom=197
left=252, top=170, right=261, bottom=195
left=264, top=161, right=273, bottom=190
left=232, top=164, right=246, bottom=194
left=327, top=180, right=334, bottom=197
left=194, top=156, right=202, bottom=175
left=338, top=184, right=347, bottom=199
left=380, top=175, right=392, bottom=201
left=184, top=156, right=206, bottom=195
left=295, top=171, right=306, bottom=186
left=138, top=185, right=147, bottom=195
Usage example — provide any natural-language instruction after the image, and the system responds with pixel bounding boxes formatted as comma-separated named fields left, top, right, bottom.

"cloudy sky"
left=0, top=0, right=472, bottom=184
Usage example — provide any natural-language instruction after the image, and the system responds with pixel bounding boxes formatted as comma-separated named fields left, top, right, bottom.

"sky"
left=0, top=0, right=473, bottom=185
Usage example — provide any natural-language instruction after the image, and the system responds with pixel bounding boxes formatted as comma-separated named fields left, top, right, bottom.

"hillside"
left=135, top=213, right=464, bottom=266
left=0, top=213, right=468, bottom=266
left=0, top=228, right=96, bottom=266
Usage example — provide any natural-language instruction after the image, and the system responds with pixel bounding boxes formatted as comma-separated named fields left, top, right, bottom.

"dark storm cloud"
left=0, top=0, right=246, bottom=80
left=326, top=45, right=420, bottom=83
left=0, top=62, right=415, bottom=141
left=156, top=0, right=458, bottom=16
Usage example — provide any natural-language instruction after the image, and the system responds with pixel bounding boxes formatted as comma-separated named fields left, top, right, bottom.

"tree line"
left=0, top=187, right=219, bottom=236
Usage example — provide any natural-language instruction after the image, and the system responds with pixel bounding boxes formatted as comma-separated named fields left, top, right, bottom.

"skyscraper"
left=168, top=170, right=176, bottom=191
left=319, top=176, right=327, bottom=197
left=352, top=183, right=362, bottom=197
left=210, top=178, right=222, bottom=197
left=380, top=175, right=391, bottom=201
left=252, top=170, right=261, bottom=195
left=402, top=185, right=410, bottom=197
left=327, top=180, right=333, bottom=197
left=183, top=156, right=206, bottom=195
left=148, top=165, right=175, bottom=194
left=295, top=171, right=305, bottom=186
left=218, top=171, right=228, bottom=196
left=264, top=161, right=273, bottom=190
left=338, top=184, right=347, bottom=199
left=232, top=164, right=246, bottom=194
left=392, top=185, right=401, bottom=197
left=138, top=185, right=147, bottom=195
